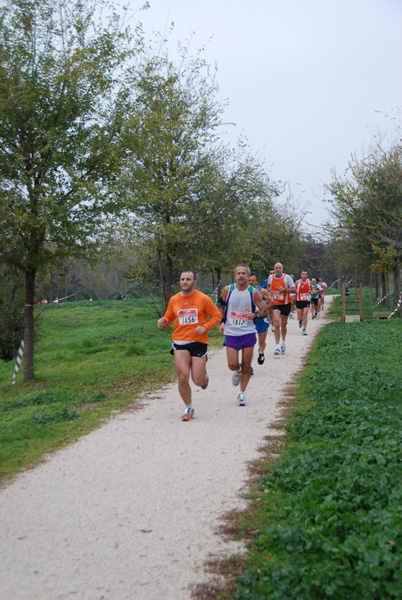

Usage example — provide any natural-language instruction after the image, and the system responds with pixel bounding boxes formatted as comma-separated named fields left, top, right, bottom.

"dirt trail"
left=0, top=299, right=332, bottom=600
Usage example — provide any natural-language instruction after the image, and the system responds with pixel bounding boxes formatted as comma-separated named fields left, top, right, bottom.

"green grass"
left=0, top=298, right=185, bottom=481
left=231, top=313, right=402, bottom=599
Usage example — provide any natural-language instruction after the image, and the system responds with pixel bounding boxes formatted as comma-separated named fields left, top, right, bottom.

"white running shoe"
left=274, top=345, right=281, bottom=356
left=232, top=369, right=242, bottom=386
left=289, top=312, right=294, bottom=319
left=237, top=392, right=247, bottom=406
left=280, top=341, right=286, bottom=355
left=302, top=329, right=307, bottom=336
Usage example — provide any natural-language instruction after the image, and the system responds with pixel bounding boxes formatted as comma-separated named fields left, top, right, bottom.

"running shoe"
left=280, top=341, right=286, bottom=355
left=271, top=325, right=275, bottom=332
left=299, top=320, right=303, bottom=328
left=289, top=312, right=294, bottom=319
left=232, top=369, right=242, bottom=386
left=274, top=345, right=281, bottom=356
left=302, top=329, right=307, bottom=336
left=237, top=392, right=247, bottom=406
left=250, top=365, right=254, bottom=376
left=257, top=349, right=265, bottom=365
left=182, top=407, right=194, bottom=421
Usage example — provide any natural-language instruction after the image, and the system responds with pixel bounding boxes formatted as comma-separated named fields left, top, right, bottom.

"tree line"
left=325, top=136, right=402, bottom=308
left=0, top=0, right=308, bottom=377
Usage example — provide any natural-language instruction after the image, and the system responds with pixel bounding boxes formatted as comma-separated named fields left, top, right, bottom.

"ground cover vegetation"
left=0, top=298, right=224, bottom=481
left=231, top=315, right=402, bottom=599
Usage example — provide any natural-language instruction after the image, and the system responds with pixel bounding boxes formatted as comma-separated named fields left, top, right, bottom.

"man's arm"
left=204, top=296, right=222, bottom=331
left=218, top=286, right=229, bottom=334
left=157, top=299, right=174, bottom=329
left=252, top=288, right=268, bottom=318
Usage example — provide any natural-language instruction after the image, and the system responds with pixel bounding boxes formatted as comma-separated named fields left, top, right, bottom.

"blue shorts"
left=224, top=333, right=256, bottom=350
left=255, top=318, right=269, bottom=334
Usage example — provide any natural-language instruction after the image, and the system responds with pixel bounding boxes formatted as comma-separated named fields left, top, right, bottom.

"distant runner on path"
left=295, top=270, right=312, bottom=336
left=248, top=272, right=272, bottom=366
left=219, top=264, right=267, bottom=407
left=310, top=278, right=322, bottom=319
left=318, top=277, right=328, bottom=313
left=266, top=262, right=296, bottom=356
left=158, top=271, right=221, bottom=421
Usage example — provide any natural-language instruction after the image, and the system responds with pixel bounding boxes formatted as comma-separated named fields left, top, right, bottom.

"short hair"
left=234, top=264, right=250, bottom=276
left=180, top=270, right=196, bottom=280
left=249, top=272, right=257, bottom=278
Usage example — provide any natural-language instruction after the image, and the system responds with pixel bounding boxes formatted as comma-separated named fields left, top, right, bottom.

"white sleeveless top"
left=224, top=284, right=257, bottom=336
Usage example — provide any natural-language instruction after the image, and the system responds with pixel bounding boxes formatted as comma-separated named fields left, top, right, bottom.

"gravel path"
left=0, top=300, right=332, bottom=600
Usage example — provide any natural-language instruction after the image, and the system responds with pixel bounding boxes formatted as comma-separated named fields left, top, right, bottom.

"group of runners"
left=157, top=265, right=327, bottom=420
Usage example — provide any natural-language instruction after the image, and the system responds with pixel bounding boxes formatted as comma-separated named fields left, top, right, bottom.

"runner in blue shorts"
left=219, top=264, right=267, bottom=406
left=248, top=273, right=272, bottom=365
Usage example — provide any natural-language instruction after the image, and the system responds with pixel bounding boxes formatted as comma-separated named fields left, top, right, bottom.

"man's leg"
left=273, top=308, right=281, bottom=345
left=280, top=313, right=289, bottom=341
left=297, top=307, right=303, bottom=327
left=173, top=350, right=192, bottom=406
left=258, top=330, right=268, bottom=353
left=226, top=346, right=241, bottom=372
left=303, top=306, right=309, bottom=329
left=239, top=345, right=254, bottom=392
left=190, top=355, right=208, bottom=389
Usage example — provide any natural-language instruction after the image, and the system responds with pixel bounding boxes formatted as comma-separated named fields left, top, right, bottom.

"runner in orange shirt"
left=158, top=271, right=221, bottom=421
left=266, top=262, right=296, bottom=356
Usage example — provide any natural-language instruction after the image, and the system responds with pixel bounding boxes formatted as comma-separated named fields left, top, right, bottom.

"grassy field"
left=0, top=297, right=212, bottom=481
left=231, top=305, right=402, bottom=599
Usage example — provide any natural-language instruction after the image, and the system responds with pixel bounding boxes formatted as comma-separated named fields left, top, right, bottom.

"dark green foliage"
left=0, top=269, right=25, bottom=361
left=234, top=320, right=402, bottom=599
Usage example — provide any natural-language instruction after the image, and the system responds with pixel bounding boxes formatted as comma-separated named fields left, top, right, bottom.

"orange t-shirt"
left=163, top=289, right=221, bottom=344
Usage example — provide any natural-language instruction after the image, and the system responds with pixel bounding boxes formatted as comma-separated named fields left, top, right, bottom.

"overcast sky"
left=134, top=0, right=402, bottom=230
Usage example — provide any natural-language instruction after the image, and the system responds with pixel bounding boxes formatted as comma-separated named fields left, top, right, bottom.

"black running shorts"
left=272, top=302, right=291, bottom=316
left=170, top=341, right=208, bottom=357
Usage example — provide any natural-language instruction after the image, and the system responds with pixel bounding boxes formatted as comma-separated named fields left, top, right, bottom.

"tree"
left=327, top=142, right=402, bottom=309
left=0, top=0, right=143, bottom=378
left=121, top=49, right=224, bottom=308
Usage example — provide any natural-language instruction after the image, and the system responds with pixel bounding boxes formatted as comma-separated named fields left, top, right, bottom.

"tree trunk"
left=216, top=267, right=222, bottom=299
left=158, top=250, right=166, bottom=315
left=23, top=268, right=36, bottom=380
left=165, top=255, right=173, bottom=304
left=375, top=272, right=379, bottom=301
left=381, top=273, right=387, bottom=306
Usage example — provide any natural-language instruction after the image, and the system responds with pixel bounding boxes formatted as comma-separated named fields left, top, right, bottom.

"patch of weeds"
left=125, top=342, right=146, bottom=356
left=31, top=407, right=80, bottom=426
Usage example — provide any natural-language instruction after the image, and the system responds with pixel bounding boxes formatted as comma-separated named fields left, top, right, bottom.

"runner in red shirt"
left=295, top=270, right=313, bottom=335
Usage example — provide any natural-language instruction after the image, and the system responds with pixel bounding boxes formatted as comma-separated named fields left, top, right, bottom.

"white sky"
left=133, top=0, right=402, bottom=231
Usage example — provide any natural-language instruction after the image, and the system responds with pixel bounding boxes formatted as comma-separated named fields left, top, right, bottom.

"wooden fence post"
left=342, top=284, right=346, bottom=322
